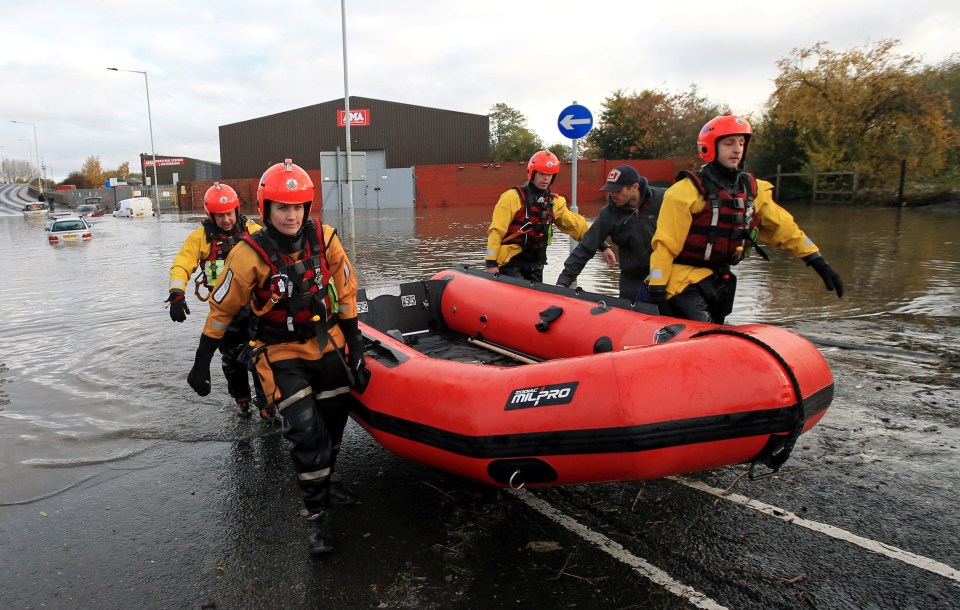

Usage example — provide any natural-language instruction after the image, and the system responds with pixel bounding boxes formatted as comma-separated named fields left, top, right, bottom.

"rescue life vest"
left=242, top=220, right=338, bottom=344
left=199, top=217, right=250, bottom=289
left=504, top=184, right=555, bottom=257
left=673, top=167, right=762, bottom=269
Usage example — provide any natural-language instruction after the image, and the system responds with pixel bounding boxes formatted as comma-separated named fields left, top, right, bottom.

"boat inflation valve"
left=535, top=306, right=563, bottom=332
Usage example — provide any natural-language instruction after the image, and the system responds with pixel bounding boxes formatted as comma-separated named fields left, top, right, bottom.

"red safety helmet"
left=203, top=182, right=240, bottom=222
left=697, top=114, right=752, bottom=164
left=256, top=159, right=314, bottom=222
left=527, top=150, right=561, bottom=182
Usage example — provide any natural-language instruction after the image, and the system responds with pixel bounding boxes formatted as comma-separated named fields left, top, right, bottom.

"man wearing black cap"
left=557, top=164, right=665, bottom=301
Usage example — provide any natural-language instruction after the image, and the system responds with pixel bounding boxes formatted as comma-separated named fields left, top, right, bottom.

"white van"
left=113, top=197, right=155, bottom=218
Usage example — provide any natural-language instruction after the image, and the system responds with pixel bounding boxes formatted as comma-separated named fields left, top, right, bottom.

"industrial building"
left=138, top=154, right=221, bottom=185
left=217, top=96, right=489, bottom=210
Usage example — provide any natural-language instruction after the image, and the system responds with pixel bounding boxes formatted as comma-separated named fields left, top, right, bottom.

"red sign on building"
left=337, top=109, right=370, bottom=127
left=144, top=158, right=185, bottom=167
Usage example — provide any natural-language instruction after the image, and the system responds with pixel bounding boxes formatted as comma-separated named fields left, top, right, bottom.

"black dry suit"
left=558, top=178, right=665, bottom=300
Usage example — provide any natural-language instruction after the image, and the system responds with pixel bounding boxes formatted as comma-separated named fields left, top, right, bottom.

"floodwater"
left=0, top=194, right=958, bottom=508
left=2, top=185, right=960, bottom=608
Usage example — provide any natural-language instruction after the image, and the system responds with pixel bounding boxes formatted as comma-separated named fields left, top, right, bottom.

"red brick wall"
left=179, top=161, right=695, bottom=213
left=414, top=159, right=691, bottom=208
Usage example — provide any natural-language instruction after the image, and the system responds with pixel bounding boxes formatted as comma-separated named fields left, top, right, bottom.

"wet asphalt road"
left=2, top=316, right=959, bottom=610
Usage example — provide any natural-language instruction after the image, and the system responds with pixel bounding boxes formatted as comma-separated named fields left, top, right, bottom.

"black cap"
left=599, top=165, right=641, bottom=192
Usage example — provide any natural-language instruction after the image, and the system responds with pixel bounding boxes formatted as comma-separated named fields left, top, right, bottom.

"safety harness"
left=504, top=184, right=555, bottom=261
left=674, top=167, right=768, bottom=269
left=242, top=220, right=339, bottom=344
left=193, top=217, right=250, bottom=302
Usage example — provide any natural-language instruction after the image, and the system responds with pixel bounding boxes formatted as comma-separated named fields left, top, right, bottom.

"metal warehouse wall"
left=218, top=96, right=489, bottom=179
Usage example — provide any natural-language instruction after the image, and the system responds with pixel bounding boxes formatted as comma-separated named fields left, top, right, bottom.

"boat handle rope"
left=509, top=470, right=525, bottom=490
left=691, top=328, right=806, bottom=480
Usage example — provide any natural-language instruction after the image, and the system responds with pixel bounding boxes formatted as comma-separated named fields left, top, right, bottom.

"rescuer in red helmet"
left=485, top=150, right=615, bottom=282
left=186, top=160, right=367, bottom=557
left=167, top=182, right=269, bottom=420
left=647, top=114, right=844, bottom=323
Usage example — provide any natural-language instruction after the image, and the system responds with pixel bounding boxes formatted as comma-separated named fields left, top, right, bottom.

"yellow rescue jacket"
left=485, top=185, right=589, bottom=267
left=168, top=218, right=262, bottom=294
left=649, top=177, right=820, bottom=298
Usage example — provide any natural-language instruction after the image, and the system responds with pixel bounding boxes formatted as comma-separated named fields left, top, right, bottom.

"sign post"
left=558, top=103, right=593, bottom=257
left=557, top=102, right=593, bottom=214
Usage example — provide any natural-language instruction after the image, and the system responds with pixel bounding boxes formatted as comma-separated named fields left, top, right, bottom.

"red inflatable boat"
left=351, top=267, right=832, bottom=488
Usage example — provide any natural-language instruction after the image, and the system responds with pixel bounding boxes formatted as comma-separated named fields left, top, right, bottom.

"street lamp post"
left=107, top=67, right=160, bottom=215
left=19, top=138, right=34, bottom=186
left=11, top=120, right=41, bottom=191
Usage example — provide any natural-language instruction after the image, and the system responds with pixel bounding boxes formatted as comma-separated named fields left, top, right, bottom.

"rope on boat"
left=691, top=328, right=807, bottom=479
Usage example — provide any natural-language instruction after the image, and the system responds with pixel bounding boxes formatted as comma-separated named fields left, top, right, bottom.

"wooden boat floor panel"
left=372, top=330, right=523, bottom=367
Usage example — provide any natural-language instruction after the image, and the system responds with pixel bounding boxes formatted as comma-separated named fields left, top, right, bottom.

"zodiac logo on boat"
left=505, top=381, right=579, bottom=410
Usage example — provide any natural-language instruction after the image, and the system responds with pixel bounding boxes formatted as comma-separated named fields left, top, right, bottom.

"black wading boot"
left=330, top=480, right=358, bottom=505
left=307, top=510, right=334, bottom=556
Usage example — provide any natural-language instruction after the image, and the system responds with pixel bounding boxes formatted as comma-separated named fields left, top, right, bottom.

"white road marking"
left=674, top=477, right=960, bottom=583
left=514, top=489, right=728, bottom=610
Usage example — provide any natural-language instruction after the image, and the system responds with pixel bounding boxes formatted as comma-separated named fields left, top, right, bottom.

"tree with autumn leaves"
left=584, top=86, right=725, bottom=161
left=757, top=39, right=957, bottom=192
left=550, top=39, right=958, bottom=201
left=61, top=157, right=133, bottom=189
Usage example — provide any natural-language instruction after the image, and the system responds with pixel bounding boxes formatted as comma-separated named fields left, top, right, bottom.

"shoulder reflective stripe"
left=277, top=386, right=313, bottom=411
left=315, top=385, right=350, bottom=401
left=299, top=466, right=332, bottom=481
left=212, top=269, right=233, bottom=303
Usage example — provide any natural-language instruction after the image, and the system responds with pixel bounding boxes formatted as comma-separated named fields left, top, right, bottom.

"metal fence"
left=44, top=184, right=178, bottom=211
left=774, top=165, right=858, bottom=203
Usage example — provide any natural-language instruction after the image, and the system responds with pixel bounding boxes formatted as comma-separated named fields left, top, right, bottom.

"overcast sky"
left=2, top=0, right=956, bottom=182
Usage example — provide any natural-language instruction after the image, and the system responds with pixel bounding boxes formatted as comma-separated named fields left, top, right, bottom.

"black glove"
left=166, top=289, right=190, bottom=323
left=556, top=273, right=573, bottom=289
left=340, top=317, right=371, bottom=393
left=187, top=334, right=219, bottom=396
left=646, top=284, right=672, bottom=316
left=805, top=254, right=844, bottom=298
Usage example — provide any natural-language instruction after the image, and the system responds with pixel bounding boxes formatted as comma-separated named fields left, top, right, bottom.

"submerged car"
left=22, top=202, right=48, bottom=218
left=45, top=215, right=93, bottom=244
left=75, top=203, right=105, bottom=218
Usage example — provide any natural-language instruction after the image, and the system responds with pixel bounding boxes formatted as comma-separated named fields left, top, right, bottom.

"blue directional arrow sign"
left=557, top=104, right=593, bottom=139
